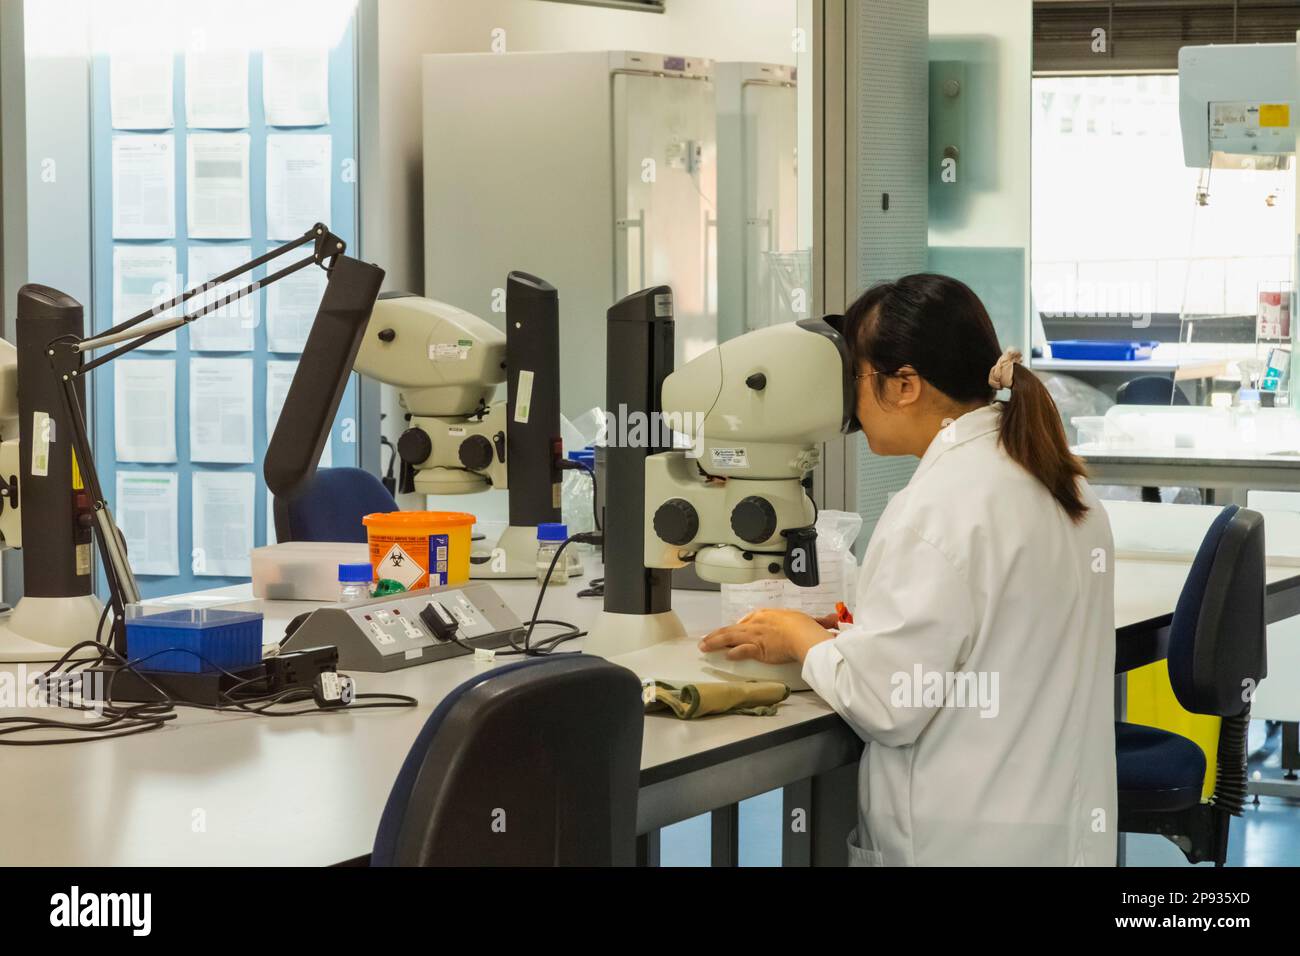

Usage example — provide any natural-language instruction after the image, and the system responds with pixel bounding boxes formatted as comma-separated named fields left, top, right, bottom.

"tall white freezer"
left=422, top=51, right=718, bottom=417
left=715, top=61, right=800, bottom=341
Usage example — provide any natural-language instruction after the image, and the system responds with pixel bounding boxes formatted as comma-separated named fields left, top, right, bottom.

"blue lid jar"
left=537, top=522, right=568, bottom=543
left=338, top=562, right=374, bottom=583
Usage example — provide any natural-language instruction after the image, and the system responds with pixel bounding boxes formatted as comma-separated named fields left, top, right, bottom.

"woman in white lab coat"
left=701, top=274, right=1117, bottom=866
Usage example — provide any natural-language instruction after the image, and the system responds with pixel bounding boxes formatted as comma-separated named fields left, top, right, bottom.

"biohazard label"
left=379, top=543, right=424, bottom=590
left=710, top=447, right=748, bottom=469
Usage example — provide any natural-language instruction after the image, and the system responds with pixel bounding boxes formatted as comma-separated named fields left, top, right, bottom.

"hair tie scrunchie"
left=988, top=348, right=1023, bottom=390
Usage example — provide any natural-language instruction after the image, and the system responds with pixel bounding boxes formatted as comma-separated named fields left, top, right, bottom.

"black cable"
left=97, top=646, right=418, bottom=716
left=493, top=619, right=585, bottom=657
left=0, top=713, right=176, bottom=745
left=477, top=531, right=602, bottom=659
left=0, top=640, right=176, bottom=745
left=0, top=616, right=418, bottom=745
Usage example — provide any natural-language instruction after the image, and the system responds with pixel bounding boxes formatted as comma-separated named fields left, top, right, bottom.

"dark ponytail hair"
left=844, top=273, right=1089, bottom=523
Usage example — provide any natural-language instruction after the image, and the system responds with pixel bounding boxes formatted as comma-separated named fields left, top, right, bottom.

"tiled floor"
left=660, top=722, right=1300, bottom=866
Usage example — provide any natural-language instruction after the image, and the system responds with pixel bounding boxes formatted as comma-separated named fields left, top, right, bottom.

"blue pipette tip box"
left=125, top=607, right=264, bottom=674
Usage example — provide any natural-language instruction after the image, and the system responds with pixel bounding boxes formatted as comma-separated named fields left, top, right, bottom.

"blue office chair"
left=372, top=655, right=644, bottom=866
left=1116, top=504, right=1267, bottom=865
left=272, top=467, right=398, bottom=543
left=1116, top=375, right=1191, bottom=408
left=1116, top=376, right=1192, bottom=503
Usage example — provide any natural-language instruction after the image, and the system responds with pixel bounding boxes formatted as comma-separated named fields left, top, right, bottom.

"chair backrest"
left=1116, top=375, right=1190, bottom=406
left=1168, top=505, right=1268, bottom=716
left=372, top=655, right=644, bottom=866
left=273, top=467, right=397, bottom=543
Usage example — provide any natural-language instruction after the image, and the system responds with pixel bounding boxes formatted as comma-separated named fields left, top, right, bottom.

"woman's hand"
left=698, top=608, right=837, bottom=665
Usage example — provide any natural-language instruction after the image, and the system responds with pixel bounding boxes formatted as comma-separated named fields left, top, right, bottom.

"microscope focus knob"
left=459, top=434, right=494, bottom=472
left=397, top=427, right=433, bottom=466
left=653, top=498, right=699, bottom=546
left=731, top=496, right=777, bottom=544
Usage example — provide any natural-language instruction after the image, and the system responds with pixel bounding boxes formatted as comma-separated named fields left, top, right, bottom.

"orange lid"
left=362, top=510, right=476, bottom=528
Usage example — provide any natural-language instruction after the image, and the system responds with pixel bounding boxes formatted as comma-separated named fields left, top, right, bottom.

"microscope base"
left=584, top=609, right=687, bottom=659
left=470, top=525, right=542, bottom=580
left=0, top=594, right=104, bottom=662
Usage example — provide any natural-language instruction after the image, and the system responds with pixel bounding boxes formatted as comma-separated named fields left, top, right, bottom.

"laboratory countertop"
left=1032, top=341, right=1259, bottom=378
left=1076, top=445, right=1300, bottom=466
left=0, top=565, right=849, bottom=866
left=3, top=504, right=1299, bottom=865
left=1077, top=445, right=1300, bottom=491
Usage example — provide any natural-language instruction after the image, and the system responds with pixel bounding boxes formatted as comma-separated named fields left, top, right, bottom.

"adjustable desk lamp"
left=39, top=223, right=384, bottom=654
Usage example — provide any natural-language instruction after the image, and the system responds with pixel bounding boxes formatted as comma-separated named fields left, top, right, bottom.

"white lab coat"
left=802, top=404, right=1117, bottom=866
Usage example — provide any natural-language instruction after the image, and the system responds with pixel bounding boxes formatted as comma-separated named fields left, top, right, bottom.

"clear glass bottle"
left=338, top=562, right=374, bottom=603
left=536, top=522, right=569, bottom=585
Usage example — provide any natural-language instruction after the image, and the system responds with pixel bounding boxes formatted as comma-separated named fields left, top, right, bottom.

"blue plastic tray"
left=1049, top=340, right=1158, bottom=361
left=126, top=608, right=264, bottom=673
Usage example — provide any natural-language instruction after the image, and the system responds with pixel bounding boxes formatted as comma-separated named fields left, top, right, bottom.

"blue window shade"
left=89, top=21, right=360, bottom=598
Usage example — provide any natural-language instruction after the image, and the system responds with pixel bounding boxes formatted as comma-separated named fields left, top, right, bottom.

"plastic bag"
left=565, top=407, right=606, bottom=452
left=802, top=510, right=864, bottom=617
left=1039, top=372, right=1113, bottom=444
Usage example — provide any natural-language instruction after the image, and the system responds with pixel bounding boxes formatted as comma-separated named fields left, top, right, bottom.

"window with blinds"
left=1034, top=0, right=1300, bottom=73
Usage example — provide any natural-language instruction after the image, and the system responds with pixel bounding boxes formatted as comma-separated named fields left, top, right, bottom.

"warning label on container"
left=430, top=533, right=449, bottom=586
left=379, top=543, right=424, bottom=590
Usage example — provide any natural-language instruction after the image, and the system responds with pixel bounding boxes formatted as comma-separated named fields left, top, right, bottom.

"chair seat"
left=1115, top=722, right=1206, bottom=813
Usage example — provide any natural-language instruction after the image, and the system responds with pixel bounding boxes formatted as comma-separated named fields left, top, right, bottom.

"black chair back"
left=373, top=655, right=644, bottom=866
left=1117, top=375, right=1190, bottom=407
left=1167, top=505, right=1267, bottom=718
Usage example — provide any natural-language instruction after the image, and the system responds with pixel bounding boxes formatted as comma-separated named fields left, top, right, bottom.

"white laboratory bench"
left=1031, top=342, right=1258, bottom=381
left=0, top=569, right=858, bottom=867
left=3, top=502, right=1299, bottom=867
left=1078, top=444, right=1300, bottom=495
